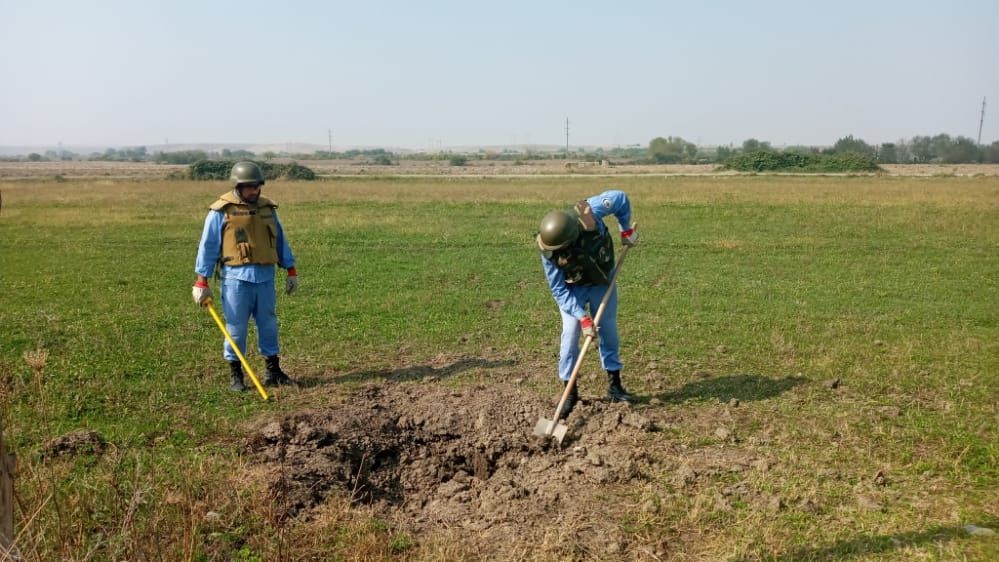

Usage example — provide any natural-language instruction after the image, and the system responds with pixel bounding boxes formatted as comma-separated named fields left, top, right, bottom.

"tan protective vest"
left=210, top=191, right=279, bottom=267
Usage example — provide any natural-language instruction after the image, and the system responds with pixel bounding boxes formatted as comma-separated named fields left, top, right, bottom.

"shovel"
left=203, top=298, right=270, bottom=401
left=534, top=240, right=634, bottom=443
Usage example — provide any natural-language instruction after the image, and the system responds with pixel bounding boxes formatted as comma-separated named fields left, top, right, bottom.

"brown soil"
left=245, top=382, right=659, bottom=557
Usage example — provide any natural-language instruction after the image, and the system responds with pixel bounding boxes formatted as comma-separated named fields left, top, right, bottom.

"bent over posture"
left=536, top=189, right=638, bottom=419
left=192, top=161, right=299, bottom=391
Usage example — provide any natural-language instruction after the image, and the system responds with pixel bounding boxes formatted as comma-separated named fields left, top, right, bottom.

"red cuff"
left=580, top=316, right=594, bottom=328
left=194, top=280, right=209, bottom=288
left=287, top=267, right=297, bottom=277
left=621, top=228, right=634, bottom=238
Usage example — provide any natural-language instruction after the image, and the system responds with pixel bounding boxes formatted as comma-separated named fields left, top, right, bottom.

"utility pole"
left=977, top=97, right=987, bottom=146
left=328, top=128, right=333, bottom=157
left=564, top=118, right=570, bottom=158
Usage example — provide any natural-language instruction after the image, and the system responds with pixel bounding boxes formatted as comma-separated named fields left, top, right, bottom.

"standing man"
left=192, top=161, right=299, bottom=391
left=536, top=190, right=638, bottom=419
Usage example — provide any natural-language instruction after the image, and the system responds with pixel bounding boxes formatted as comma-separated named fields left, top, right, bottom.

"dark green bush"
left=282, top=162, right=316, bottom=180
left=188, top=160, right=233, bottom=180
left=724, top=150, right=879, bottom=173
left=188, top=160, right=316, bottom=181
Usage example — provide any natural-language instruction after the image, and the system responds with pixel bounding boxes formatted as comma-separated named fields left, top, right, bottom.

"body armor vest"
left=210, top=192, right=279, bottom=267
left=543, top=226, right=614, bottom=285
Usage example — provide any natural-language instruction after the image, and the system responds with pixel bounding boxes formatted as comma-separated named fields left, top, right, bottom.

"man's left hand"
left=285, top=268, right=299, bottom=295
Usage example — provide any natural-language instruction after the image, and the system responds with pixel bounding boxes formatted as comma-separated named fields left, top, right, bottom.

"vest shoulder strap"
left=208, top=192, right=278, bottom=211
left=209, top=191, right=240, bottom=211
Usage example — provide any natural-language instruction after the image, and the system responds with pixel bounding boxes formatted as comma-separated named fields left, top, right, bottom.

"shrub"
left=188, top=160, right=317, bottom=181
left=449, top=155, right=468, bottom=166
left=188, top=160, right=234, bottom=180
left=282, top=161, right=316, bottom=180
left=724, top=150, right=879, bottom=173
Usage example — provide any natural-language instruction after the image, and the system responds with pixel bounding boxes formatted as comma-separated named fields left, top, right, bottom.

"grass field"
left=0, top=175, right=997, bottom=561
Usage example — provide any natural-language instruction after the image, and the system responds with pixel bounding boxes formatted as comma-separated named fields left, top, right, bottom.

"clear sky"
left=2, top=0, right=997, bottom=149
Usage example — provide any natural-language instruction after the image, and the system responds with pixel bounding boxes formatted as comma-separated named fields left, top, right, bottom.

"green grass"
left=0, top=175, right=997, bottom=560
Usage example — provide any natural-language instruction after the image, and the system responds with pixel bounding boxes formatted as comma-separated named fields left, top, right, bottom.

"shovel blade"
left=533, top=418, right=569, bottom=443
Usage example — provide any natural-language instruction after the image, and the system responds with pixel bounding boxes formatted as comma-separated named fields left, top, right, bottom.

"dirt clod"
left=41, top=429, right=105, bottom=459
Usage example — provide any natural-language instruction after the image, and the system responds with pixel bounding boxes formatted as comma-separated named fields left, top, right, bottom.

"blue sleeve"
left=542, top=254, right=587, bottom=319
left=194, top=211, right=224, bottom=278
left=586, top=190, right=632, bottom=234
left=273, top=209, right=296, bottom=270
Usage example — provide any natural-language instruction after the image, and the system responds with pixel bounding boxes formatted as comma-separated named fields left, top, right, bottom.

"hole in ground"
left=246, top=382, right=656, bottom=534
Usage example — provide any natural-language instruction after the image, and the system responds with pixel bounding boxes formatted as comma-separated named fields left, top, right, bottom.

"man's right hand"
left=580, top=316, right=597, bottom=339
left=621, top=225, right=639, bottom=246
left=192, top=280, right=212, bottom=306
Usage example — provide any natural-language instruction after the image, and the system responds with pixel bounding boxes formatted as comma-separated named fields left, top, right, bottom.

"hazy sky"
left=2, top=0, right=997, bottom=149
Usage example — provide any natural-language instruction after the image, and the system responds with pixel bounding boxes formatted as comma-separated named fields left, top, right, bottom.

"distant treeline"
left=7, top=133, right=999, bottom=166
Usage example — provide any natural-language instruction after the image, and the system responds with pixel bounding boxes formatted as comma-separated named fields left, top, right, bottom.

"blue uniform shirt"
left=194, top=207, right=296, bottom=283
left=541, top=190, right=632, bottom=319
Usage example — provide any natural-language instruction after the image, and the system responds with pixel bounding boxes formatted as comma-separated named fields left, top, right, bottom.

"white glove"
left=621, top=226, right=639, bottom=246
left=285, top=274, right=299, bottom=295
left=192, top=283, right=212, bottom=306
left=580, top=316, right=598, bottom=339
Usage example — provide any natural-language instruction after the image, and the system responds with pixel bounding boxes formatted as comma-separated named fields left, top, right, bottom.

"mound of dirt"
left=41, top=429, right=106, bottom=460
left=245, top=382, right=657, bottom=552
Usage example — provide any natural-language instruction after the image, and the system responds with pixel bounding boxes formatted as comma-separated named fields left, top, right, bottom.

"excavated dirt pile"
left=246, top=382, right=658, bottom=545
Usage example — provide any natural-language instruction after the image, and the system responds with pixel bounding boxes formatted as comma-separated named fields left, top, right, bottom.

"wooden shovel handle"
left=547, top=241, right=634, bottom=434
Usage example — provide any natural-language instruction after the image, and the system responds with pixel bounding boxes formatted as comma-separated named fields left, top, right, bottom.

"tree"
left=155, top=150, right=208, bottom=164
left=715, top=146, right=734, bottom=162
left=982, top=141, right=999, bottom=163
left=832, top=135, right=875, bottom=158
left=649, top=136, right=696, bottom=164
left=893, top=140, right=913, bottom=163
left=910, top=136, right=934, bottom=162
left=741, top=138, right=772, bottom=153
left=941, top=136, right=980, bottom=163
left=125, top=146, right=147, bottom=161
left=684, top=143, right=697, bottom=160
left=27, top=153, right=42, bottom=162
left=878, top=143, right=898, bottom=164
left=930, top=134, right=953, bottom=161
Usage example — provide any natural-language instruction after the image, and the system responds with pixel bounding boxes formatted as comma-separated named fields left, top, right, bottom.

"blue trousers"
left=220, top=277, right=280, bottom=361
left=557, top=283, right=622, bottom=381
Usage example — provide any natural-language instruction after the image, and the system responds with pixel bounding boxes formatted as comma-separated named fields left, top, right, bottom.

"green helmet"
left=537, top=210, right=580, bottom=251
left=230, top=161, right=265, bottom=188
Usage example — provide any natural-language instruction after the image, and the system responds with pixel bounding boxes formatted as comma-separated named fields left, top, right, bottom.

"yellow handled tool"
left=203, top=298, right=269, bottom=401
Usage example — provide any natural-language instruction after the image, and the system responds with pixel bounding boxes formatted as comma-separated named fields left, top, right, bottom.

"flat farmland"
left=0, top=174, right=996, bottom=560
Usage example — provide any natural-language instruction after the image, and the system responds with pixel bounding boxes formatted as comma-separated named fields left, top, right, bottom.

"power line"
left=564, top=118, right=570, bottom=156
left=977, top=97, right=987, bottom=146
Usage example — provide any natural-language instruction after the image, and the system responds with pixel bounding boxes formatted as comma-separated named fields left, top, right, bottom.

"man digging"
left=536, top=190, right=638, bottom=420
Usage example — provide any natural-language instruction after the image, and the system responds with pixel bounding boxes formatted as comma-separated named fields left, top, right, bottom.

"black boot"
left=606, top=370, right=632, bottom=403
left=558, top=380, right=579, bottom=420
left=264, top=355, right=296, bottom=387
left=229, top=361, right=247, bottom=392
